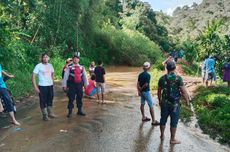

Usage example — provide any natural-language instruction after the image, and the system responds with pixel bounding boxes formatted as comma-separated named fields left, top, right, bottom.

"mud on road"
left=0, top=66, right=229, bottom=152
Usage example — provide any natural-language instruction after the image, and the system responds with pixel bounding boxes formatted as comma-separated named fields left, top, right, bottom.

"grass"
left=150, top=68, right=163, bottom=91
left=180, top=103, right=193, bottom=123
left=192, top=86, right=230, bottom=144
left=7, top=68, right=34, bottom=100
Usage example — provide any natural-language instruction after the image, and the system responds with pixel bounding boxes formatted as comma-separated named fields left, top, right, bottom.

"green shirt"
left=158, top=72, right=184, bottom=103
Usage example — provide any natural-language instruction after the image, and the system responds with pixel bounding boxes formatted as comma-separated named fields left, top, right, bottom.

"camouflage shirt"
left=158, top=72, right=184, bottom=104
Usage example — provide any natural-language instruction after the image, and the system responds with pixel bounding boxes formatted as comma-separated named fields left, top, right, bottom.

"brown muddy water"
left=0, top=66, right=229, bottom=152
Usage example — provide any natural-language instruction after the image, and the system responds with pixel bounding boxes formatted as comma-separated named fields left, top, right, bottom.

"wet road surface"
left=0, top=66, right=229, bottom=152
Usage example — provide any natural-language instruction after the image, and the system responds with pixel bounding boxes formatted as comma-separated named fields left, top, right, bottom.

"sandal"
left=151, top=120, right=160, bottom=126
left=142, top=117, right=151, bottom=122
left=170, top=139, right=181, bottom=144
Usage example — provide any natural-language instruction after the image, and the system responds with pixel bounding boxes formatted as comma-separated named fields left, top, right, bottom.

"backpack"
left=164, top=74, right=181, bottom=104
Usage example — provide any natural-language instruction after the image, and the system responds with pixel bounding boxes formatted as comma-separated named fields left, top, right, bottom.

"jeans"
left=0, top=88, right=14, bottom=112
left=140, top=91, right=154, bottom=108
left=160, top=102, right=180, bottom=128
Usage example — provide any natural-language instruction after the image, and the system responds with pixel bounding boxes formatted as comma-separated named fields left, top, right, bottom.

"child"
left=89, top=61, right=95, bottom=76
left=85, top=74, right=97, bottom=98
left=94, top=60, right=106, bottom=103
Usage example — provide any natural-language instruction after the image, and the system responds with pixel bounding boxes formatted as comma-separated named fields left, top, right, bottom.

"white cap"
left=143, top=62, right=151, bottom=68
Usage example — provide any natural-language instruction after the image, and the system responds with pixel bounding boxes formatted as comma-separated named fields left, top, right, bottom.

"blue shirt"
left=204, top=58, right=215, bottom=73
left=0, top=65, right=7, bottom=89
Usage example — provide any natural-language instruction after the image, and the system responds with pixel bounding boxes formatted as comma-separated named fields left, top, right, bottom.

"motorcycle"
left=0, top=76, right=16, bottom=114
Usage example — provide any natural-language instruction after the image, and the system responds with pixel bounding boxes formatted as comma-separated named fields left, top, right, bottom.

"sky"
left=141, top=0, right=203, bottom=16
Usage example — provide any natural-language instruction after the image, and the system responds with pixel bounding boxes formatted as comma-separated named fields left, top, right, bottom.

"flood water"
left=0, top=66, right=229, bottom=152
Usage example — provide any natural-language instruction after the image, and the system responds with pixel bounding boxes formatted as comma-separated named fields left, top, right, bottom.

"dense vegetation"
left=168, top=0, right=230, bottom=40
left=192, top=86, right=230, bottom=144
left=0, top=0, right=170, bottom=97
left=156, top=0, right=230, bottom=76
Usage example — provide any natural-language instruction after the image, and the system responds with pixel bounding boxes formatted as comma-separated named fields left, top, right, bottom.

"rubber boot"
left=77, top=109, right=86, bottom=116
left=67, top=109, right=72, bottom=118
left=47, top=106, right=57, bottom=118
left=41, top=108, right=50, bottom=121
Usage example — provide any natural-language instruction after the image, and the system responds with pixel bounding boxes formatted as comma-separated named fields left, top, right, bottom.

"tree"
left=198, top=19, right=230, bottom=76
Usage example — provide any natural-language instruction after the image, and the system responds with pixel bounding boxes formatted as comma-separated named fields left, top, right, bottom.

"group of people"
left=61, top=53, right=106, bottom=118
left=202, top=55, right=230, bottom=87
left=1, top=51, right=228, bottom=145
left=137, top=61, right=190, bottom=144
left=0, top=52, right=107, bottom=125
left=32, top=52, right=107, bottom=120
left=170, top=49, right=184, bottom=62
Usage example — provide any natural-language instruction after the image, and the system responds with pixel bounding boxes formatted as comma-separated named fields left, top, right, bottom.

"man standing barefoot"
left=158, top=61, right=190, bottom=144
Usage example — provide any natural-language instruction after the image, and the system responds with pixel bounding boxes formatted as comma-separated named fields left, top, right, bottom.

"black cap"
left=166, top=61, right=176, bottom=71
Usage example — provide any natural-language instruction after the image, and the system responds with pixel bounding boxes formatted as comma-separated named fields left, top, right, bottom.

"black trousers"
left=39, top=86, right=54, bottom=109
left=67, top=83, right=83, bottom=111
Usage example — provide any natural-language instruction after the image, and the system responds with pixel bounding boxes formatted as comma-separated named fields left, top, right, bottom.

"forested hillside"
left=0, top=0, right=171, bottom=97
left=1, top=0, right=230, bottom=96
left=156, top=0, right=230, bottom=75
left=165, top=0, right=230, bottom=39
left=0, top=0, right=171, bottom=68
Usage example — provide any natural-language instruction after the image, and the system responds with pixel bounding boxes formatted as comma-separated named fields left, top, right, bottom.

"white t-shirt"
left=33, top=63, right=54, bottom=86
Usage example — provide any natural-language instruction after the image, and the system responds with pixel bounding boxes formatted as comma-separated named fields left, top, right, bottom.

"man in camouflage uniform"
left=158, top=61, right=190, bottom=144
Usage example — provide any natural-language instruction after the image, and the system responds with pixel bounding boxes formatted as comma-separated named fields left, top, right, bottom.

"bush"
left=192, top=86, right=230, bottom=144
left=179, top=62, right=201, bottom=76
left=180, top=104, right=193, bottom=123
left=6, top=67, right=34, bottom=100
left=151, top=68, right=163, bottom=90
left=99, top=25, right=163, bottom=66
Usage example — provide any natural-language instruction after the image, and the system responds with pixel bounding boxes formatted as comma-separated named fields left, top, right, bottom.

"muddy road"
left=0, top=66, right=229, bottom=152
